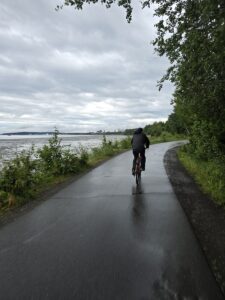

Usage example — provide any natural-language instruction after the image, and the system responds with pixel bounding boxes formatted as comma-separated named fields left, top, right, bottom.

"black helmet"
left=134, top=127, right=143, bottom=134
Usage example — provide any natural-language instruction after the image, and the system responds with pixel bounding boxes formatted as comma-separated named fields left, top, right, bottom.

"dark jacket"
left=131, top=128, right=150, bottom=152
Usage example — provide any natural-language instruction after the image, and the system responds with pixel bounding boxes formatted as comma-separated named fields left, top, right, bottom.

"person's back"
left=131, top=128, right=150, bottom=175
left=132, top=129, right=148, bottom=152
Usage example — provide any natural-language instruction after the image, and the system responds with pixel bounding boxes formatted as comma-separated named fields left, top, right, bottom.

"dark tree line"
left=59, top=0, right=225, bottom=160
left=124, top=111, right=186, bottom=136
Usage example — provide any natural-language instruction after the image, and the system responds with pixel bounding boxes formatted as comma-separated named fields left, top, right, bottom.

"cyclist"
left=131, top=128, right=150, bottom=175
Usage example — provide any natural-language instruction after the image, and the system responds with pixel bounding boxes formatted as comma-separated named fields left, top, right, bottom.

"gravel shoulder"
left=164, top=146, right=225, bottom=297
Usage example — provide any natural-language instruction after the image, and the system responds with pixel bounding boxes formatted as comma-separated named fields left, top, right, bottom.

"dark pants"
left=132, top=149, right=146, bottom=170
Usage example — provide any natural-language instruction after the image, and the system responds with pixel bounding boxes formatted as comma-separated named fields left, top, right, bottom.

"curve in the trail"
left=0, top=141, right=223, bottom=300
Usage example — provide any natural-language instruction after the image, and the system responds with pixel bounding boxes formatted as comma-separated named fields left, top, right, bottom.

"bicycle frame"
left=135, top=153, right=142, bottom=185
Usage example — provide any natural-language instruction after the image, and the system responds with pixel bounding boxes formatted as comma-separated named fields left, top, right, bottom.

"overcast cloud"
left=0, top=0, right=174, bottom=133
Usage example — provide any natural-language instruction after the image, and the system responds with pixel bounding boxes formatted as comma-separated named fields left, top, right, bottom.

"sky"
left=0, top=0, right=174, bottom=133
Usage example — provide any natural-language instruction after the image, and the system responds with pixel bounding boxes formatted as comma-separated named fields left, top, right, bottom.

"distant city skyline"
left=0, top=0, right=174, bottom=134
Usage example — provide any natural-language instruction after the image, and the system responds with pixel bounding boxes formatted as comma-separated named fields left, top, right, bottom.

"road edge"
left=164, top=146, right=225, bottom=297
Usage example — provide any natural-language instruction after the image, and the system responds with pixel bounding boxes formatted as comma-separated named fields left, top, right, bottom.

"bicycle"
left=134, top=153, right=142, bottom=185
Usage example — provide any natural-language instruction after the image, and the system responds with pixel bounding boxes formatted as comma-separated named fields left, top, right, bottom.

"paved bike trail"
left=0, top=141, right=223, bottom=300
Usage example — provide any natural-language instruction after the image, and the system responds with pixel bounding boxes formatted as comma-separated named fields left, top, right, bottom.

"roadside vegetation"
left=0, top=130, right=131, bottom=213
left=179, top=146, right=225, bottom=207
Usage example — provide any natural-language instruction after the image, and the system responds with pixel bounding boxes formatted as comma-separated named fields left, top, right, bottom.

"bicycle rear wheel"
left=136, top=171, right=141, bottom=185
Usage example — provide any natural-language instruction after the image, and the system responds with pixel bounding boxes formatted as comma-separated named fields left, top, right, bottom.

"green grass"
left=178, top=147, right=225, bottom=206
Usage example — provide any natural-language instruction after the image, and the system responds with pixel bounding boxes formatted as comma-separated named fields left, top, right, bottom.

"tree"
left=152, top=0, right=225, bottom=158
left=56, top=0, right=133, bottom=22
left=59, top=0, right=225, bottom=158
left=166, top=111, right=186, bottom=135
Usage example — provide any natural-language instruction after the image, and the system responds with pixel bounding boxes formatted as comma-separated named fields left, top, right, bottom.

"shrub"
left=189, top=120, right=221, bottom=160
left=119, top=136, right=131, bottom=149
left=37, top=129, right=64, bottom=175
left=0, top=130, right=91, bottom=207
left=78, top=146, right=89, bottom=166
left=0, top=147, right=39, bottom=199
left=37, top=129, right=87, bottom=175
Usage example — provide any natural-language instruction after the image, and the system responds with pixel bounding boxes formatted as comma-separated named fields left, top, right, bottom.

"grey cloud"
left=0, top=0, right=174, bottom=133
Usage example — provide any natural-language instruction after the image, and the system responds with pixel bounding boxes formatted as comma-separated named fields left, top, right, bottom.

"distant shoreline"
left=1, top=132, right=125, bottom=136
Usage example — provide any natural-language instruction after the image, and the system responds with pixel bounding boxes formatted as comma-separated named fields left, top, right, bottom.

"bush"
left=119, top=136, right=131, bottom=149
left=0, top=147, right=39, bottom=199
left=89, top=135, right=131, bottom=163
left=0, top=130, right=91, bottom=207
left=37, top=129, right=88, bottom=175
left=188, top=120, right=221, bottom=160
left=78, top=146, right=89, bottom=166
left=37, top=129, right=64, bottom=175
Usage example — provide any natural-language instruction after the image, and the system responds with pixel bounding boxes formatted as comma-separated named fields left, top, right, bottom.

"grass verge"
left=178, top=147, right=225, bottom=206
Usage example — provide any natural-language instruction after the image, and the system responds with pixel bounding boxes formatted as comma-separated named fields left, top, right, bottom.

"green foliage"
left=143, top=117, right=186, bottom=138
left=0, top=130, right=88, bottom=207
left=119, top=136, right=131, bottom=149
left=166, top=112, right=187, bottom=135
left=37, top=129, right=64, bottom=175
left=57, top=0, right=133, bottom=22
left=0, top=147, right=39, bottom=199
left=78, top=146, right=89, bottom=166
left=89, top=135, right=130, bottom=162
left=144, top=122, right=166, bottom=136
left=188, top=120, right=222, bottom=160
left=37, top=129, right=88, bottom=175
left=148, top=0, right=225, bottom=160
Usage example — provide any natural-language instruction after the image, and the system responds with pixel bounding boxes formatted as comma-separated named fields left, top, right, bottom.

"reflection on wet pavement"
left=132, top=183, right=143, bottom=195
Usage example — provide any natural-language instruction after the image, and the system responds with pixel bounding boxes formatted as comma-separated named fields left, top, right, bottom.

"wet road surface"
left=0, top=141, right=223, bottom=299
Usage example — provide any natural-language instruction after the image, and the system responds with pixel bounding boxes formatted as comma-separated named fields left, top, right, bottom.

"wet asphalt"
left=0, top=141, right=223, bottom=300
